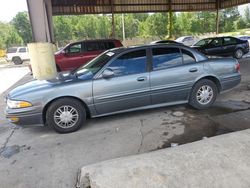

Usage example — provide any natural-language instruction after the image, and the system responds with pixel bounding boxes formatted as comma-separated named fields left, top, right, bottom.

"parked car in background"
left=55, top=39, right=123, bottom=71
left=192, top=36, right=249, bottom=59
left=175, top=36, right=195, bottom=46
left=150, top=40, right=181, bottom=45
left=6, top=47, right=29, bottom=64
left=6, top=44, right=241, bottom=133
left=236, top=35, right=250, bottom=43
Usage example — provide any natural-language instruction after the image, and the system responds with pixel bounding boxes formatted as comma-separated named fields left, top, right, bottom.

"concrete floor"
left=0, top=58, right=250, bottom=188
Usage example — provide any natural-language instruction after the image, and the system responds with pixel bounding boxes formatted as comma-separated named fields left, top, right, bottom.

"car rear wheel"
left=234, top=49, right=243, bottom=59
left=12, top=57, right=23, bottom=65
left=46, top=98, right=86, bottom=133
left=189, top=79, right=218, bottom=109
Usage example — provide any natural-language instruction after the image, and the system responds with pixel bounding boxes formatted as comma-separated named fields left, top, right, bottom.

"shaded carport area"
left=27, top=0, right=250, bottom=44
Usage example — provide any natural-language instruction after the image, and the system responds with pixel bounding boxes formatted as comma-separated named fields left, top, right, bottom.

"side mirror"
left=102, top=68, right=114, bottom=79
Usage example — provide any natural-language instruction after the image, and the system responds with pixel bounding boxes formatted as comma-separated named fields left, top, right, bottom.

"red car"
left=56, top=39, right=123, bottom=71
left=29, top=39, right=123, bottom=72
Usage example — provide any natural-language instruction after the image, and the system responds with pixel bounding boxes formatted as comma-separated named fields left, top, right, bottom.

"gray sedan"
left=5, top=44, right=241, bottom=133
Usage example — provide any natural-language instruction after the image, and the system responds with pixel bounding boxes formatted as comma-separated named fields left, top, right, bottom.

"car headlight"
left=7, top=99, right=32, bottom=109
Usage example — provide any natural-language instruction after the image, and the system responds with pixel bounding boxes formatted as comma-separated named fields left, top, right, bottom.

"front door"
left=93, top=49, right=151, bottom=115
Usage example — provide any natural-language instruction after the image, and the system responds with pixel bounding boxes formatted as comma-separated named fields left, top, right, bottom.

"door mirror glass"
left=102, top=68, right=114, bottom=79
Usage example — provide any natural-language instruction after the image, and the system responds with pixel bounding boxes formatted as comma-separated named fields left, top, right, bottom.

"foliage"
left=12, top=12, right=32, bottom=44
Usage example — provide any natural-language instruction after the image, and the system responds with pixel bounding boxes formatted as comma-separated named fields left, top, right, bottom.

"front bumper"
left=5, top=106, right=44, bottom=125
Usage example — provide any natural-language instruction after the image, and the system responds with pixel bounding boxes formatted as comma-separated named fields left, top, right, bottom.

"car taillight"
left=235, top=63, right=240, bottom=72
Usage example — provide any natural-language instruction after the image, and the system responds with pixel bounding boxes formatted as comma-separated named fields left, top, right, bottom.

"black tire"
left=12, top=57, right=23, bottom=65
left=189, top=79, right=218, bottom=110
left=46, top=98, right=86, bottom=133
left=234, top=48, right=243, bottom=59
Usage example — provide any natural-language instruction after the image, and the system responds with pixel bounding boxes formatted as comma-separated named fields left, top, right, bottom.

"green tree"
left=244, top=7, right=250, bottom=27
left=12, top=12, right=32, bottom=44
left=220, top=7, right=240, bottom=32
left=0, top=22, right=23, bottom=49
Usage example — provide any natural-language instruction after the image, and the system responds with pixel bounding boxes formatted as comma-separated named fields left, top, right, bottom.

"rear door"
left=222, top=37, right=237, bottom=55
left=149, top=47, right=203, bottom=104
left=81, top=42, right=104, bottom=63
left=93, top=49, right=151, bottom=115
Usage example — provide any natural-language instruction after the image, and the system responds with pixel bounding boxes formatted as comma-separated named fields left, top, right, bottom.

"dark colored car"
left=55, top=39, right=123, bottom=71
left=6, top=44, right=241, bottom=133
left=151, top=40, right=181, bottom=45
left=192, top=36, right=249, bottom=59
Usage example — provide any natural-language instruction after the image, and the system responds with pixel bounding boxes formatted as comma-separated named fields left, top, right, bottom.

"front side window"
left=209, top=38, right=222, bottom=47
left=107, top=50, right=147, bottom=77
left=67, top=43, right=82, bottom=54
left=152, top=47, right=182, bottom=71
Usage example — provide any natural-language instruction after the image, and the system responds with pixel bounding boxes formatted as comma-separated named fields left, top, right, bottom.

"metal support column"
left=168, top=0, right=173, bottom=39
left=111, top=0, right=115, bottom=38
left=26, top=0, right=54, bottom=42
left=216, top=0, right=220, bottom=35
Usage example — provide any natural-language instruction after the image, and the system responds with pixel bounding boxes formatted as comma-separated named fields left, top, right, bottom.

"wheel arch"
left=42, top=96, right=91, bottom=124
left=193, top=75, right=222, bottom=93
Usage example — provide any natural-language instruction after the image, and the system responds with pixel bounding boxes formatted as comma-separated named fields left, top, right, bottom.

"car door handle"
left=137, top=77, right=147, bottom=82
left=189, top=68, right=198, bottom=72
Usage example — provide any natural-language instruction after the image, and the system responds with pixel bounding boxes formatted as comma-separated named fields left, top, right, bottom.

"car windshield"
left=194, top=38, right=213, bottom=47
left=74, top=51, right=116, bottom=78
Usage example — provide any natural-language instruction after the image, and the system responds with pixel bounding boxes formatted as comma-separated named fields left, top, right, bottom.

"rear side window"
left=7, top=48, right=17, bottom=53
left=181, top=49, right=196, bottom=64
left=152, top=47, right=182, bottom=70
left=18, top=48, right=27, bottom=53
left=85, top=42, right=101, bottom=51
left=224, top=37, right=237, bottom=45
left=107, top=50, right=147, bottom=76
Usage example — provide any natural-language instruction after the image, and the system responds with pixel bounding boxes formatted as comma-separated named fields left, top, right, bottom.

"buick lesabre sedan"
left=5, top=44, right=241, bottom=133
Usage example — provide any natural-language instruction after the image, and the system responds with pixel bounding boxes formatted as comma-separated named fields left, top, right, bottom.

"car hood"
left=8, top=71, right=77, bottom=99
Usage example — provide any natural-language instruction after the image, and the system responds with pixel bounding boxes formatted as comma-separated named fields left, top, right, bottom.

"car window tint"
left=18, top=48, right=26, bottom=53
left=210, top=38, right=222, bottom=47
left=181, top=49, right=196, bottom=64
left=152, top=47, right=182, bottom=70
left=86, top=42, right=101, bottom=51
left=224, top=37, right=237, bottom=45
left=68, top=43, right=81, bottom=54
left=7, top=47, right=17, bottom=53
left=104, top=42, right=115, bottom=50
left=107, top=50, right=147, bottom=76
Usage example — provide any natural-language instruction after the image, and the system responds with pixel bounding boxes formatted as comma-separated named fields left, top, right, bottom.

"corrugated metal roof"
left=51, top=0, right=249, bottom=15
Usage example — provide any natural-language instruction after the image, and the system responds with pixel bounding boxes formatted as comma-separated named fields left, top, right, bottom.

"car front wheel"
left=234, top=49, right=243, bottom=59
left=46, top=98, right=86, bottom=133
left=12, top=57, right=23, bottom=65
left=189, top=79, right=218, bottom=109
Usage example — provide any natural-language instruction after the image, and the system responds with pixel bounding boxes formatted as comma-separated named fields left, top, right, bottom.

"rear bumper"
left=220, top=74, right=241, bottom=91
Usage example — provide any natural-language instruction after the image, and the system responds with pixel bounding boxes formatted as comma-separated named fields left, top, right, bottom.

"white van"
left=6, top=47, right=30, bottom=65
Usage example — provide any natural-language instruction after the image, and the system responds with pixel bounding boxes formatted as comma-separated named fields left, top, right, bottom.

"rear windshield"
left=7, top=48, right=18, bottom=53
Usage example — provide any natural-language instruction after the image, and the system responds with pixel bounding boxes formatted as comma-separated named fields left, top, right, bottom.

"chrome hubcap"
left=54, top=105, right=79, bottom=128
left=196, top=85, right=213, bottom=105
left=236, top=50, right=243, bottom=58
